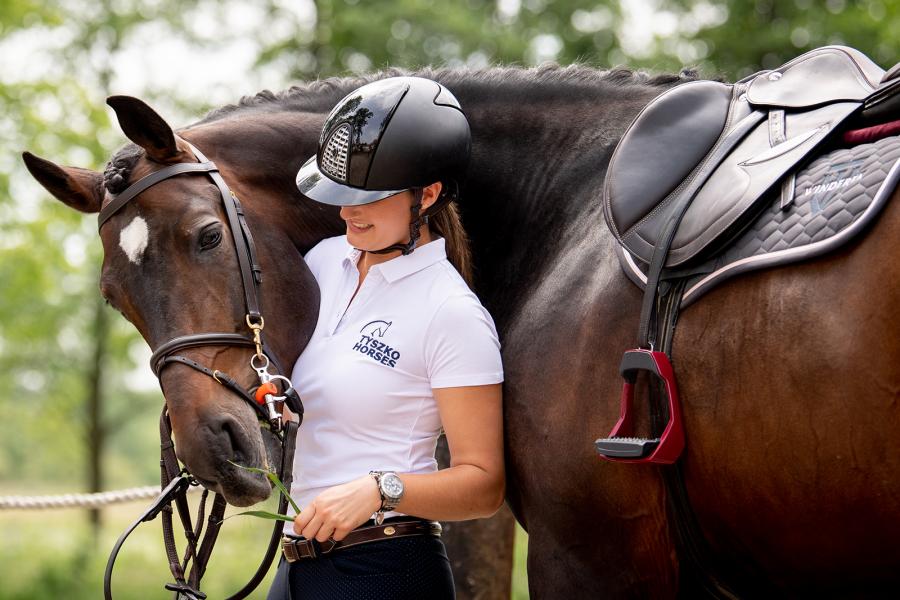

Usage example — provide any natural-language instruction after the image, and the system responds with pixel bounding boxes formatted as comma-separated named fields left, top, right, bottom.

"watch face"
left=381, top=473, right=404, bottom=498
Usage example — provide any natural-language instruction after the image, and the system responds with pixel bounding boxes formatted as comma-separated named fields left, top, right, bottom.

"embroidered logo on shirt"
left=353, top=320, right=401, bottom=367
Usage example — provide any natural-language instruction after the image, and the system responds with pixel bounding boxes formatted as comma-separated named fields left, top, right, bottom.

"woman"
left=266, top=76, right=505, bottom=599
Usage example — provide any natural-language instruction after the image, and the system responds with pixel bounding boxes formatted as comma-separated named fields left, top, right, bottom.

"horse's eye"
left=200, top=227, right=222, bottom=250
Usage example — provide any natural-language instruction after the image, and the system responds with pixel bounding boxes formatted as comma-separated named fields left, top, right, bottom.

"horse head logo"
left=361, top=320, right=392, bottom=338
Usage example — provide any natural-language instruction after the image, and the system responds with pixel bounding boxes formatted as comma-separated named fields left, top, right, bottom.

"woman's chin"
left=347, top=227, right=368, bottom=250
left=346, top=228, right=373, bottom=247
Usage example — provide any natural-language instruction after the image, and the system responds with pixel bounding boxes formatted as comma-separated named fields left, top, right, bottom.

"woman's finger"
left=300, top=509, right=325, bottom=540
left=315, top=522, right=337, bottom=543
left=293, top=503, right=315, bottom=536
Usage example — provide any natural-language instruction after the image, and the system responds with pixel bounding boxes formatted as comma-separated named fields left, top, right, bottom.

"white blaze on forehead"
left=119, top=216, right=149, bottom=265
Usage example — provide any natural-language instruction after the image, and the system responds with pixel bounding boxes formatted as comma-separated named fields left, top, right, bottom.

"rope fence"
left=0, top=485, right=202, bottom=510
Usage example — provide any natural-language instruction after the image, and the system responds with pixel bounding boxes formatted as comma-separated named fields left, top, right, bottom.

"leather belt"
left=282, top=518, right=442, bottom=562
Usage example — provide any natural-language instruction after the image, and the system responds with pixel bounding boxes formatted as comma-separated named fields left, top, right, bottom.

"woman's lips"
left=347, top=220, right=373, bottom=234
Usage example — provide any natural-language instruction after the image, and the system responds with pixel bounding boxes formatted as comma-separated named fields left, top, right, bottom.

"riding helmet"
left=295, top=76, right=471, bottom=216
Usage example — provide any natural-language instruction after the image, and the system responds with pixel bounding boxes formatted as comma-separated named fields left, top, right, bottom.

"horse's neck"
left=183, top=75, right=670, bottom=316
left=446, top=79, right=663, bottom=310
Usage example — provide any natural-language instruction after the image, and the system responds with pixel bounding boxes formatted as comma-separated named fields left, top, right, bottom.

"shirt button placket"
left=334, top=284, right=359, bottom=334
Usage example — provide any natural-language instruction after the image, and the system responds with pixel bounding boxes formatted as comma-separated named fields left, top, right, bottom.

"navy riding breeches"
left=266, top=533, right=455, bottom=599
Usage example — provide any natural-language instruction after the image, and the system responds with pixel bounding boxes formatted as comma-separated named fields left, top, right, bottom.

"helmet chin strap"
left=364, top=188, right=427, bottom=256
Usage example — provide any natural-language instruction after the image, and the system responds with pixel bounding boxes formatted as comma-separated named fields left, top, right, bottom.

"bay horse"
left=24, top=64, right=900, bottom=598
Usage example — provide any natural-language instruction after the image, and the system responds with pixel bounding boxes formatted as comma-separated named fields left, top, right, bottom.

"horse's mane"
left=198, top=63, right=698, bottom=123
left=104, top=63, right=699, bottom=194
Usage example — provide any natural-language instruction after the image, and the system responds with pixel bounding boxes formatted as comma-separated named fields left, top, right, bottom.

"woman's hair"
left=429, top=201, right=474, bottom=288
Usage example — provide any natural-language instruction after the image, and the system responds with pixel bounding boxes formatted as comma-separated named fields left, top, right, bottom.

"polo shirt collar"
left=342, top=237, right=447, bottom=283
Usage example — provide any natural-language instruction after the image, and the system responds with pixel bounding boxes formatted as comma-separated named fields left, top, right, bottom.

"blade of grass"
left=220, top=510, right=295, bottom=523
left=228, top=460, right=301, bottom=514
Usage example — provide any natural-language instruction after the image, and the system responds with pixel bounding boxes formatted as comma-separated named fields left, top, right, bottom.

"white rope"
left=0, top=485, right=202, bottom=510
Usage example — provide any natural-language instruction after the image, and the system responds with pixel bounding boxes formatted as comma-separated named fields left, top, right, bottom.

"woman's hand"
left=293, top=474, right=383, bottom=542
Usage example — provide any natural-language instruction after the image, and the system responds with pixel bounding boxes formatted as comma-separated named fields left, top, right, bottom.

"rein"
left=100, top=140, right=304, bottom=600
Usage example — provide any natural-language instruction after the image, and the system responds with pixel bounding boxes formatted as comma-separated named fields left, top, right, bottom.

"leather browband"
left=98, top=161, right=218, bottom=229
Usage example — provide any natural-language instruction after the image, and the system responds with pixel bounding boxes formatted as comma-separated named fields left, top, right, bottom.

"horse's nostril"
left=217, top=416, right=248, bottom=466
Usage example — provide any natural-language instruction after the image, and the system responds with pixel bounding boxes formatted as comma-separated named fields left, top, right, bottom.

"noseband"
left=100, top=140, right=303, bottom=600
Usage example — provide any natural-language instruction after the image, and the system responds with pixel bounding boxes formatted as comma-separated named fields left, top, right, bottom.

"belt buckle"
left=282, top=536, right=316, bottom=562
left=429, top=520, right=443, bottom=536
left=282, top=536, right=339, bottom=562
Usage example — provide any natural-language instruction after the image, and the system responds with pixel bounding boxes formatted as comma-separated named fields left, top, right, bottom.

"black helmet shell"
left=296, top=76, right=470, bottom=207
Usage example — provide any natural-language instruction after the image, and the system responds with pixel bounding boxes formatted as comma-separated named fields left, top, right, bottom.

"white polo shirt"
left=285, top=235, right=503, bottom=525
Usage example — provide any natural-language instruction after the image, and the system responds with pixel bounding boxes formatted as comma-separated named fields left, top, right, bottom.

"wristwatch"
left=368, top=471, right=404, bottom=524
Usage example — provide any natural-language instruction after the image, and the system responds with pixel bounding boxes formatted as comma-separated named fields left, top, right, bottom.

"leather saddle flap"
left=604, top=80, right=733, bottom=247
left=746, top=45, right=884, bottom=108
left=629, top=101, right=862, bottom=266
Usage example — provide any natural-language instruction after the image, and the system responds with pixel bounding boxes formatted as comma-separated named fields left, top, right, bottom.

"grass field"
left=0, top=491, right=528, bottom=599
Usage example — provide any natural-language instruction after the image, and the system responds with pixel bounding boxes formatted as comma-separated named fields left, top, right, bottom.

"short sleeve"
left=424, top=293, right=504, bottom=389
left=302, top=236, right=344, bottom=280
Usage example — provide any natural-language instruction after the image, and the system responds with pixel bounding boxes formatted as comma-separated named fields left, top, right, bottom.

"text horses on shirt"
left=353, top=320, right=401, bottom=367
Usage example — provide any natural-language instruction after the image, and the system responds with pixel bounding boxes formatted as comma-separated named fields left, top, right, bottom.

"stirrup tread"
left=594, top=436, right=660, bottom=459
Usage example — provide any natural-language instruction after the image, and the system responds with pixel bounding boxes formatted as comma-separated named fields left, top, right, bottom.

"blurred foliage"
left=0, top=504, right=530, bottom=599
left=0, top=495, right=283, bottom=599
left=0, top=0, right=896, bottom=598
left=257, top=0, right=896, bottom=80
left=256, top=0, right=628, bottom=77
left=664, top=0, right=900, bottom=78
left=0, top=0, right=209, bottom=499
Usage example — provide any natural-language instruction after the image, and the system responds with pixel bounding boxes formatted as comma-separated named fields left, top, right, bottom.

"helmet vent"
left=321, top=123, right=351, bottom=181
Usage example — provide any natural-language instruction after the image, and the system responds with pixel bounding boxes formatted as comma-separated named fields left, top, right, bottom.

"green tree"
left=0, top=0, right=210, bottom=539
left=653, top=0, right=898, bottom=78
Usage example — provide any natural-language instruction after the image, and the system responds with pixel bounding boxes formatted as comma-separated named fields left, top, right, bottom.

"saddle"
left=596, top=46, right=900, bottom=464
left=605, top=45, right=886, bottom=268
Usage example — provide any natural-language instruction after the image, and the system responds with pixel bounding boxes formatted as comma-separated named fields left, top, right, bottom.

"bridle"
left=99, top=139, right=304, bottom=600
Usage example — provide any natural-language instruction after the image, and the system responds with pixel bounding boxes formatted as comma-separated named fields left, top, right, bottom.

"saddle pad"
left=617, top=134, right=900, bottom=307
left=604, top=46, right=883, bottom=268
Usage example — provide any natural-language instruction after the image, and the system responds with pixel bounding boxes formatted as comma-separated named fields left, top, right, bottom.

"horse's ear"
left=22, top=151, right=104, bottom=214
left=106, top=95, right=180, bottom=163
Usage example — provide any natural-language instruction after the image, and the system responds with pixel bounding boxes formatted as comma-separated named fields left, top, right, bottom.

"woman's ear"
left=420, top=181, right=443, bottom=213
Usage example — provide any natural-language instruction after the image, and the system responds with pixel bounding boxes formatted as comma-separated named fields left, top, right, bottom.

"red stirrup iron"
left=595, top=349, right=685, bottom=464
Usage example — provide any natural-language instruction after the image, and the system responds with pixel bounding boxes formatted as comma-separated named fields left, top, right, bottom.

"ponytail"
left=429, top=201, right=474, bottom=288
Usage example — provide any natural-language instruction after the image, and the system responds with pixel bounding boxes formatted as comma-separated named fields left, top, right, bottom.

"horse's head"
left=23, top=96, right=322, bottom=506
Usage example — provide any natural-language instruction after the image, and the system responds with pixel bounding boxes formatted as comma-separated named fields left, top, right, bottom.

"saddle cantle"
left=604, top=45, right=885, bottom=268
left=597, top=46, right=900, bottom=465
